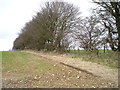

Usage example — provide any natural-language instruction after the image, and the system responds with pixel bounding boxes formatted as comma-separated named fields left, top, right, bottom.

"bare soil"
left=25, top=51, right=118, bottom=86
left=2, top=51, right=118, bottom=88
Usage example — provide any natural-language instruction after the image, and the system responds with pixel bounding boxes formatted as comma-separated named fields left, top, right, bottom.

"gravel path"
left=24, top=50, right=118, bottom=87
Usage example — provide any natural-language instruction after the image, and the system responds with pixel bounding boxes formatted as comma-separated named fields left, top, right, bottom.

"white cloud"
left=0, top=0, right=95, bottom=51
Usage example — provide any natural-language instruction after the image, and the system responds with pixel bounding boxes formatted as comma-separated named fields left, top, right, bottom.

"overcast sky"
left=0, top=0, right=95, bottom=51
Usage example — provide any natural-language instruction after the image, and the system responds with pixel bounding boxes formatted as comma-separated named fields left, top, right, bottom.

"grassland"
left=0, top=51, right=2, bottom=64
left=68, top=50, right=119, bottom=68
left=2, top=51, right=61, bottom=74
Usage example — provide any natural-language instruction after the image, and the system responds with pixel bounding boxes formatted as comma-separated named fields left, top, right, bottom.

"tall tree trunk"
left=111, top=2, right=120, bottom=51
left=115, top=8, right=120, bottom=51
left=116, top=17, right=120, bottom=51
left=104, top=22, right=115, bottom=50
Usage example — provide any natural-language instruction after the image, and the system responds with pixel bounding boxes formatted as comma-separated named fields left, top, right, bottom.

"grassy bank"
left=68, top=50, right=119, bottom=68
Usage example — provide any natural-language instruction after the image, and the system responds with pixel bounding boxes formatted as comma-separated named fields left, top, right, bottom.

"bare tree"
left=13, top=1, right=81, bottom=52
left=93, top=0, right=120, bottom=51
left=74, top=15, right=102, bottom=51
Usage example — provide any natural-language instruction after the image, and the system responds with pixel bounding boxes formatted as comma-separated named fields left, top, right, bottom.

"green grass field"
left=68, top=50, right=119, bottom=68
left=0, top=51, right=2, bottom=63
left=2, top=51, right=61, bottom=75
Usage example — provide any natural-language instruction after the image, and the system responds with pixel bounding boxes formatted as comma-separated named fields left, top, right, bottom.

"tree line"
left=13, top=0, right=120, bottom=52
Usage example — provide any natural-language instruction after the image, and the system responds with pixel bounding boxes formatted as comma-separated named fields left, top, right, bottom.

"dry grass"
left=68, top=50, right=119, bottom=68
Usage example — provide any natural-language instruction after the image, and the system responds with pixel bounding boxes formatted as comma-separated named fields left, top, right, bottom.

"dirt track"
left=2, top=51, right=118, bottom=88
left=24, top=50, right=118, bottom=87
